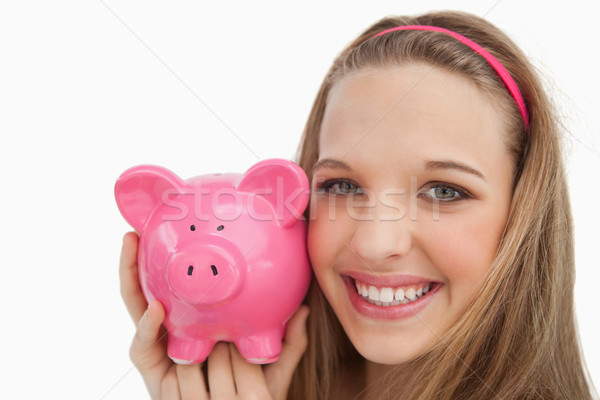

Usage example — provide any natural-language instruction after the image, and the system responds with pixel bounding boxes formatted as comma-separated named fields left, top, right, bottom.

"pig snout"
left=166, top=240, right=243, bottom=305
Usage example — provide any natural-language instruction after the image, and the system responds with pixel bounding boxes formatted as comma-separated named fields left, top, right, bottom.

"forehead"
left=319, top=65, right=510, bottom=173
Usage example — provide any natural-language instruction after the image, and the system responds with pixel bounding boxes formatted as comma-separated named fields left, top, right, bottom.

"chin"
left=351, top=335, right=431, bottom=365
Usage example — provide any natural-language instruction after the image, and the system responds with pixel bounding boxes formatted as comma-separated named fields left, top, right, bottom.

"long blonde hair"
left=289, top=10, right=596, bottom=399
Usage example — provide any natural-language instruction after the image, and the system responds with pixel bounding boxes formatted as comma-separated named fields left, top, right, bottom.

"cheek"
left=307, top=201, right=353, bottom=275
left=307, top=222, right=323, bottom=270
left=424, top=207, right=507, bottom=294
left=307, top=217, right=336, bottom=273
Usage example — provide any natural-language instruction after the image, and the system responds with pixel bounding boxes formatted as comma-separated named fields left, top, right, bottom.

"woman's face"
left=307, top=64, right=515, bottom=365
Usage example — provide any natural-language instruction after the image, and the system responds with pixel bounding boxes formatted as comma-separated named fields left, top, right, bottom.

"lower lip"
left=344, top=276, right=441, bottom=320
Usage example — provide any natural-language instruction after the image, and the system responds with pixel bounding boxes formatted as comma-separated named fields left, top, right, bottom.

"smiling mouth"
left=353, top=279, right=433, bottom=307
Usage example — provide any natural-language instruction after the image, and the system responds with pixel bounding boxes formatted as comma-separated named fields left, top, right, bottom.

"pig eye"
left=217, top=225, right=224, bottom=231
left=190, top=225, right=196, bottom=231
left=211, top=265, right=218, bottom=275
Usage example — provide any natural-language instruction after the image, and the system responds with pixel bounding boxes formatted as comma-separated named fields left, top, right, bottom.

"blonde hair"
left=289, top=10, right=596, bottom=399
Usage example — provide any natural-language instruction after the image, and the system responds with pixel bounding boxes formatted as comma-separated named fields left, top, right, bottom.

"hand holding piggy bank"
left=115, top=159, right=311, bottom=364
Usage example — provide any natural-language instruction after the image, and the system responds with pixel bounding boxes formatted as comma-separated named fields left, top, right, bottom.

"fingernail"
left=302, top=307, right=310, bottom=328
left=303, top=306, right=310, bottom=319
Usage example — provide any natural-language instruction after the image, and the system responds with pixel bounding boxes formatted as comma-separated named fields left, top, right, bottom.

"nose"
left=348, top=205, right=412, bottom=267
left=166, top=235, right=247, bottom=305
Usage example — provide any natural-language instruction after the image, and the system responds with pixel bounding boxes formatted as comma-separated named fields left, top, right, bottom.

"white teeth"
left=394, top=288, right=404, bottom=301
left=380, top=287, right=394, bottom=303
left=368, top=286, right=380, bottom=301
left=354, top=281, right=433, bottom=307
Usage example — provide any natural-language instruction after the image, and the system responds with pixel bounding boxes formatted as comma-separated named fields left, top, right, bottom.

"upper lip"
left=343, top=271, right=439, bottom=287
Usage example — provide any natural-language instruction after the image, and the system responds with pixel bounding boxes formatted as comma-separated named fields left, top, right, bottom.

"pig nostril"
left=211, top=265, right=218, bottom=276
left=187, top=265, right=194, bottom=275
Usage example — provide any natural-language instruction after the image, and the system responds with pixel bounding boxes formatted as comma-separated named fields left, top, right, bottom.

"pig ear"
left=236, top=159, right=310, bottom=228
left=115, top=165, right=185, bottom=232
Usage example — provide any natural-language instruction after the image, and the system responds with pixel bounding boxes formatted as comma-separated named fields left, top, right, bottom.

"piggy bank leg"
left=236, top=327, right=285, bottom=364
left=167, top=335, right=215, bottom=365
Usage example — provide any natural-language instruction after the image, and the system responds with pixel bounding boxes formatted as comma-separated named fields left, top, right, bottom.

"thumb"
left=264, top=305, right=310, bottom=399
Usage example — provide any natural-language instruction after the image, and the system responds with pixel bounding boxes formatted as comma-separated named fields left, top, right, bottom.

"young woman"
left=119, top=10, right=596, bottom=399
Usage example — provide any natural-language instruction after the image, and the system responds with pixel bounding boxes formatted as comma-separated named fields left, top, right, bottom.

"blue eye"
left=423, top=183, right=467, bottom=201
left=318, top=179, right=362, bottom=195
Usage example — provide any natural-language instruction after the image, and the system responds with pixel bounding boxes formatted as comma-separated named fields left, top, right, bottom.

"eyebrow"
left=312, top=158, right=486, bottom=182
left=424, top=160, right=487, bottom=182
left=312, top=158, right=353, bottom=174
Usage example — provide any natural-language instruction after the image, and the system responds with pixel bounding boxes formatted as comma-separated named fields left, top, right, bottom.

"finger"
left=229, top=343, right=271, bottom=397
left=264, top=306, right=310, bottom=399
left=207, top=342, right=236, bottom=398
left=129, top=301, right=171, bottom=381
left=176, top=363, right=208, bottom=400
left=159, top=369, right=182, bottom=400
left=119, top=231, right=147, bottom=323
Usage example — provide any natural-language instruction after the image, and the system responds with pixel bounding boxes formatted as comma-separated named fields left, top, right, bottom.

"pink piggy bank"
left=115, top=159, right=311, bottom=364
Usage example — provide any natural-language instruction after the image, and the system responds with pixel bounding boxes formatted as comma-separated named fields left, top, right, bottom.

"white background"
left=1, top=1, right=598, bottom=398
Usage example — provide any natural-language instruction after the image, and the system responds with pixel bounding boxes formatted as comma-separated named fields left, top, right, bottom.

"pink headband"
left=371, top=25, right=530, bottom=133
